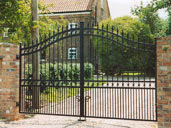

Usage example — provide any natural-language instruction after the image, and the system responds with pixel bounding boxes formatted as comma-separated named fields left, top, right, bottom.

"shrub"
left=25, top=63, right=94, bottom=92
left=92, top=16, right=155, bottom=75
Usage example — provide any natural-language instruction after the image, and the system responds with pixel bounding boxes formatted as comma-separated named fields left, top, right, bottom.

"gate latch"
left=16, top=55, right=20, bottom=60
left=16, top=102, right=20, bottom=107
left=76, top=96, right=91, bottom=102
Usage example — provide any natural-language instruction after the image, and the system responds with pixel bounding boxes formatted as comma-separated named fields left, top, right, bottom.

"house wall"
left=48, top=13, right=94, bottom=24
left=92, top=0, right=110, bottom=23
left=45, top=27, right=95, bottom=66
left=44, top=0, right=110, bottom=25
left=42, top=14, right=95, bottom=64
left=40, top=0, right=110, bottom=65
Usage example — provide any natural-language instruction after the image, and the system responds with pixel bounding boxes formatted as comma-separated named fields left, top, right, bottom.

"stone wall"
left=157, top=37, right=171, bottom=128
left=0, top=43, right=24, bottom=121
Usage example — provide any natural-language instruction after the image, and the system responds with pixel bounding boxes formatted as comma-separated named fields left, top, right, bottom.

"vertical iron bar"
left=61, top=26, right=64, bottom=115
left=139, top=89, right=140, bottom=119
left=88, top=23, right=91, bottom=88
left=48, top=32, right=51, bottom=114
left=143, top=39, right=146, bottom=120
left=57, top=27, right=59, bottom=114
left=80, top=22, right=85, bottom=118
left=137, top=37, right=140, bottom=119
left=96, top=24, right=99, bottom=84
left=31, top=40, right=34, bottom=112
left=93, top=87, right=94, bottom=116
left=128, top=83, right=130, bottom=118
left=121, top=30, right=124, bottom=86
left=27, top=42, right=30, bottom=113
left=147, top=38, right=151, bottom=120
left=66, top=25, right=68, bottom=115
left=136, top=87, right=138, bottom=119
left=101, top=24, right=104, bottom=85
left=53, top=29, right=55, bottom=115
left=138, top=37, right=140, bottom=85
left=111, top=26, right=114, bottom=86
left=132, top=35, right=135, bottom=119
left=106, top=24, right=109, bottom=86
left=95, top=88, right=97, bottom=116
left=99, top=88, right=102, bottom=117
left=116, top=28, right=119, bottom=85
left=110, top=88, right=112, bottom=118
left=19, top=43, right=22, bottom=112
left=155, top=38, right=157, bottom=121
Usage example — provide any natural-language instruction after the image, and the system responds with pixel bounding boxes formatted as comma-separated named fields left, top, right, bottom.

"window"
left=68, top=48, right=77, bottom=59
left=68, top=23, right=77, bottom=34
left=3, top=28, right=9, bottom=38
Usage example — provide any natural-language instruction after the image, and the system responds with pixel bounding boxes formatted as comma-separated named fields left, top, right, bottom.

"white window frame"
left=68, top=48, right=77, bottom=60
left=68, top=23, right=78, bottom=34
left=3, top=28, right=9, bottom=38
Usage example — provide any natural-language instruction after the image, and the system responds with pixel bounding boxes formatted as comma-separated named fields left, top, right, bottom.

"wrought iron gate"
left=19, top=22, right=157, bottom=121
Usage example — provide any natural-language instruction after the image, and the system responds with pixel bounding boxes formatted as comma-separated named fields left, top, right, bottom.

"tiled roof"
left=41, top=0, right=93, bottom=13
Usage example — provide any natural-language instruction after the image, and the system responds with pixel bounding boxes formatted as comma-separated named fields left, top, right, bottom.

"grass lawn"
left=121, top=72, right=144, bottom=76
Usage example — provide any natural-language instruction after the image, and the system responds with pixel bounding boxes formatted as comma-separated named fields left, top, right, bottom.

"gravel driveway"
left=0, top=115, right=158, bottom=128
left=1, top=80, right=157, bottom=128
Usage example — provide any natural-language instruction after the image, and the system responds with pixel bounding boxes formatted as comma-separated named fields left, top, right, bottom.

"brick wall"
left=0, top=43, right=24, bottom=121
left=157, top=37, right=171, bottom=128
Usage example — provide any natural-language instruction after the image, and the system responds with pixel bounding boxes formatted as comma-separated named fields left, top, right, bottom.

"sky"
left=107, top=0, right=168, bottom=19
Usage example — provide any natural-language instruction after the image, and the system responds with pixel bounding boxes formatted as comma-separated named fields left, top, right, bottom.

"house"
left=40, top=0, right=110, bottom=25
left=39, top=0, right=110, bottom=63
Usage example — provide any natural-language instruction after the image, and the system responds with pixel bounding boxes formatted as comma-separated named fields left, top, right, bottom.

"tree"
left=93, top=16, right=154, bottom=75
left=0, top=0, right=30, bottom=42
left=0, top=0, right=66, bottom=44
left=100, top=16, right=153, bottom=40
left=0, top=0, right=66, bottom=109
left=0, top=0, right=24, bottom=29
left=132, top=0, right=170, bottom=37
left=154, top=0, right=171, bottom=35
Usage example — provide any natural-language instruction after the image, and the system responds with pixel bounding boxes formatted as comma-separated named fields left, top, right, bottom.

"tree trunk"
left=31, top=0, right=40, bottom=109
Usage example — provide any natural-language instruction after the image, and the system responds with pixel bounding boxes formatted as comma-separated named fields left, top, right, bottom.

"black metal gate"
left=19, top=22, right=157, bottom=121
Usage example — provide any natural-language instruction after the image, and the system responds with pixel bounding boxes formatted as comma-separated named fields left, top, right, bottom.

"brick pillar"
left=0, top=43, right=24, bottom=121
left=157, top=37, right=171, bottom=128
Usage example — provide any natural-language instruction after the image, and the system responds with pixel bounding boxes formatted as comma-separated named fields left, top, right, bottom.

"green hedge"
left=25, top=63, right=94, bottom=87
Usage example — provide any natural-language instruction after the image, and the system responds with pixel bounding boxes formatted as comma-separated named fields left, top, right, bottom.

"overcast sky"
left=108, top=0, right=168, bottom=19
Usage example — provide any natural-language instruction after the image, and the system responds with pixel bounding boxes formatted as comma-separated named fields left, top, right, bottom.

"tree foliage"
left=100, top=16, right=153, bottom=40
left=93, top=16, right=155, bottom=75
left=0, top=0, right=66, bottom=44
left=132, top=0, right=170, bottom=37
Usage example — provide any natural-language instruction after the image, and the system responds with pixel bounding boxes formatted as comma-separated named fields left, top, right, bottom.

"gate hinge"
left=16, top=55, right=20, bottom=60
left=16, top=102, right=20, bottom=107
